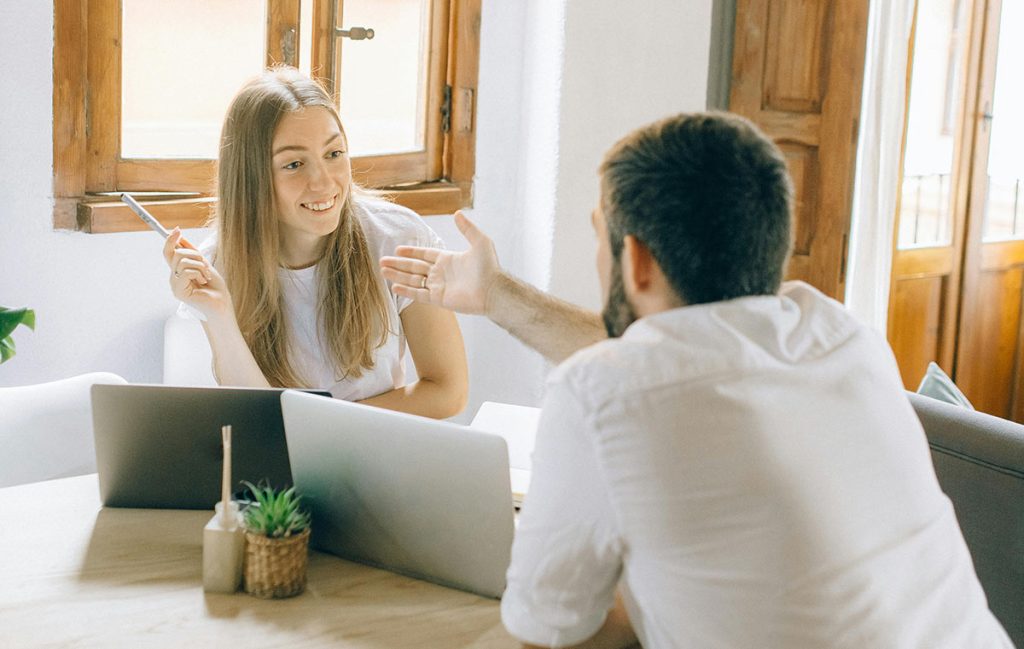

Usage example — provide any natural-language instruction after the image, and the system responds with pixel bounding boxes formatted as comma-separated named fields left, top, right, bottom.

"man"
left=380, top=113, right=1011, bottom=648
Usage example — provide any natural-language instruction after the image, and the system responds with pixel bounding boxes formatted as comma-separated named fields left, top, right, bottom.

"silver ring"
left=420, top=276, right=427, bottom=289
left=174, top=271, right=181, bottom=278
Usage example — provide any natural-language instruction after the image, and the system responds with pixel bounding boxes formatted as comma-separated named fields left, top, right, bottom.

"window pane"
left=338, top=0, right=431, bottom=157
left=121, top=0, right=267, bottom=159
left=897, top=0, right=968, bottom=249
left=982, top=2, right=1024, bottom=242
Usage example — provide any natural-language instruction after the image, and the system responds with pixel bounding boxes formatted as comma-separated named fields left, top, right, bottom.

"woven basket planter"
left=243, top=528, right=310, bottom=599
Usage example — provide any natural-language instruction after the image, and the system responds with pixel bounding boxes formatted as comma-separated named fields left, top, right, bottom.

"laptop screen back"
left=92, top=384, right=328, bottom=509
left=280, top=389, right=515, bottom=599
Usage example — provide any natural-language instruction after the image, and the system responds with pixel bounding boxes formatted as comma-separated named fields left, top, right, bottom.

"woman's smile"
left=301, top=194, right=338, bottom=213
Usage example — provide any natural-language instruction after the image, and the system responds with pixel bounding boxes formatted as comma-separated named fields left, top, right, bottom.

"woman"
left=164, top=67, right=467, bottom=419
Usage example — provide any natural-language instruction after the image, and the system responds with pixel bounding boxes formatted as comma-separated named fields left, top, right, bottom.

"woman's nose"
left=307, top=160, right=331, bottom=191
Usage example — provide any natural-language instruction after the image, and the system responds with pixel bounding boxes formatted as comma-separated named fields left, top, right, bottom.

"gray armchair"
left=909, top=392, right=1024, bottom=646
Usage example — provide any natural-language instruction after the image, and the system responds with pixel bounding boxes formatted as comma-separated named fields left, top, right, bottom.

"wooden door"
left=730, top=0, right=871, bottom=300
left=889, top=0, right=1024, bottom=421
left=954, top=0, right=1024, bottom=420
left=888, top=0, right=979, bottom=390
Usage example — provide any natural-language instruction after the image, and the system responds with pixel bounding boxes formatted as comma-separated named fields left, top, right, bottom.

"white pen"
left=120, top=192, right=197, bottom=249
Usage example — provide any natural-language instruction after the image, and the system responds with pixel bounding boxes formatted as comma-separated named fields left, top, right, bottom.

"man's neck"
left=629, top=288, right=685, bottom=320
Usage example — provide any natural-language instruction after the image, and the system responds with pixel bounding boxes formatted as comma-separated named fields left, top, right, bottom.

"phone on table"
left=120, top=193, right=197, bottom=250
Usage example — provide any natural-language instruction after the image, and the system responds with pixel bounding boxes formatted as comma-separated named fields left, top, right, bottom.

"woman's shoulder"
left=353, top=196, right=423, bottom=231
left=353, top=196, right=444, bottom=254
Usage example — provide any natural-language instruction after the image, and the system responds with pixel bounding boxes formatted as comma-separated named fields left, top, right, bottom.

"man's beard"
left=601, top=257, right=637, bottom=338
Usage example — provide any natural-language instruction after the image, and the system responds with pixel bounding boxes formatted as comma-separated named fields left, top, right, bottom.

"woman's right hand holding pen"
left=163, top=228, right=234, bottom=324
left=163, top=228, right=271, bottom=388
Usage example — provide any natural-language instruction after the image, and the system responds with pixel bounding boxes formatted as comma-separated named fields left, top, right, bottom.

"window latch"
left=336, top=26, right=375, bottom=41
left=979, top=100, right=995, bottom=131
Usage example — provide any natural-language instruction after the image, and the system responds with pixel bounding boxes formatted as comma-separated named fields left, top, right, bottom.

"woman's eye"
left=328, top=149, right=346, bottom=159
left=284, top=160, right=302, bottom=170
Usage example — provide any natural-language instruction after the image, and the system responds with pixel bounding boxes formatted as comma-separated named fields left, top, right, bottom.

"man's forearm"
left=486, top=273, right=607, bottom=364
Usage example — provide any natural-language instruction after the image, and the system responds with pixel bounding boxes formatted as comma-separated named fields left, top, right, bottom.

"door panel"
left=958, top=267, right=1022, bottom=416
left=954, top=0, right=1024, bottom=421
left=888, top=0, right=978, bottom=390
left=779, top=142, right=821, bottom=257
left=888, top=275, right=947, bottom=389
left=763, top=1, right=828, bottom=114
left=730, top=0, right=869, bottom=300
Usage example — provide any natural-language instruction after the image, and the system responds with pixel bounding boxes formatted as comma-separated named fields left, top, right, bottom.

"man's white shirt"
left=501, top=282, right=1012, bottom=649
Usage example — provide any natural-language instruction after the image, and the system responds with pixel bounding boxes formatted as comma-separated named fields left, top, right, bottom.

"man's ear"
left=622, top=235, right=655, bottom=294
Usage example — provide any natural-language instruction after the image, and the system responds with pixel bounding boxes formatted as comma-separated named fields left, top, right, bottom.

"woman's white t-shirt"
left=194, top=198, right=444, bottom=400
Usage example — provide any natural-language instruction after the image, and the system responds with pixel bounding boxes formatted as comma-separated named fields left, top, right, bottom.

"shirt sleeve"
left=501, top=375, right=623, bottom=648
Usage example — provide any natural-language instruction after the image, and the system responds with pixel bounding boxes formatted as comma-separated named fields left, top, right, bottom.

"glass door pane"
left=121, top=0, right=267, bottom=159
left=897, top=0, right=969, bottom=249
left=982, top=1, right=1024, bottom=242
left=337, top=0, right=431, bottom=157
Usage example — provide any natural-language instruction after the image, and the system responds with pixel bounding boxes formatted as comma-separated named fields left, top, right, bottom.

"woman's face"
left=271, top=106, right=352, bottom=266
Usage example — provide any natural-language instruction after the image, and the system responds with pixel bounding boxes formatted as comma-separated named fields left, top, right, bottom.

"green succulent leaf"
left=240, top=480, right=310, bottom=539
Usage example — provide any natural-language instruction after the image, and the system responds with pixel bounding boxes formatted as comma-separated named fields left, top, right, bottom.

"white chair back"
left=163, top=312, right=216, bottom=386
left=0, top=372, right=127, bottom=487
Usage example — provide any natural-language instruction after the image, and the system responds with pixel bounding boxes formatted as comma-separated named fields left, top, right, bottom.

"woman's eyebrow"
left=273, top=134, right=343, bottom=156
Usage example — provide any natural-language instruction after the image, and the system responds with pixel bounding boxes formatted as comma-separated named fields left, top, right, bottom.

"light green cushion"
left=916, top=361, right=974, bottom=410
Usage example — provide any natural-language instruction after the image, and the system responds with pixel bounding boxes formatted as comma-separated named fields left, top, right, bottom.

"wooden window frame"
left=53, top=0, right=480, bottom=233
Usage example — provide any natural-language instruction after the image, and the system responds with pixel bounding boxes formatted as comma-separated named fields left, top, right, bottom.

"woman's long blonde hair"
left=215, top=67, right=390, bottom=387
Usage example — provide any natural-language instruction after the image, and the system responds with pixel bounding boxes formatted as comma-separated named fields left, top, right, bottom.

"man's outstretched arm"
left=380, top=211, right=607, bottom=364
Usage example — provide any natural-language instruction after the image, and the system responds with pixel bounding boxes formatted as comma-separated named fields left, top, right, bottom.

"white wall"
left=0, top=1, right=190, bottom=390
left=0, top=0, right=713, bottom=420
left=549, top=0, right=713, bottom=309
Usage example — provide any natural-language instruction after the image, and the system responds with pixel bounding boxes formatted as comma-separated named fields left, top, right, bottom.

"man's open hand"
left=380, top=211, right=502, bottom=316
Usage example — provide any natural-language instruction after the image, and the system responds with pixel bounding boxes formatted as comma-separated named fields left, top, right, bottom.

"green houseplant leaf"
left=0, top=307, right=35, bottom=364
left=241, top=481, right=310, bottom=539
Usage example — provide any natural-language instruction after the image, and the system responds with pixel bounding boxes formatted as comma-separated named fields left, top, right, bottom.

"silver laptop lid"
left=281, top=390, right=515, bottom=599
left=91, top=384, right=329, bottom=509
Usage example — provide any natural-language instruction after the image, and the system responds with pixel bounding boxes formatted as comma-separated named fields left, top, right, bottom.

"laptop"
left=280, top=389, right=516, bottom=599
left=91, top=384, right=330, bottom=509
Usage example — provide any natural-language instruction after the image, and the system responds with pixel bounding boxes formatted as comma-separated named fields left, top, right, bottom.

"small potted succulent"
left=0, top=306, right=35, bottom=364
left=241, top=481, right=311, bottom=599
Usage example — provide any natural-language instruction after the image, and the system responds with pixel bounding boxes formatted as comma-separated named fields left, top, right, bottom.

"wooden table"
left=0, top=475, right=518, bottom=648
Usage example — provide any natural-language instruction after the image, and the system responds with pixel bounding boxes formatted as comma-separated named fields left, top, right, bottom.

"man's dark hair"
left=599, top=112, right=793, bottom=305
